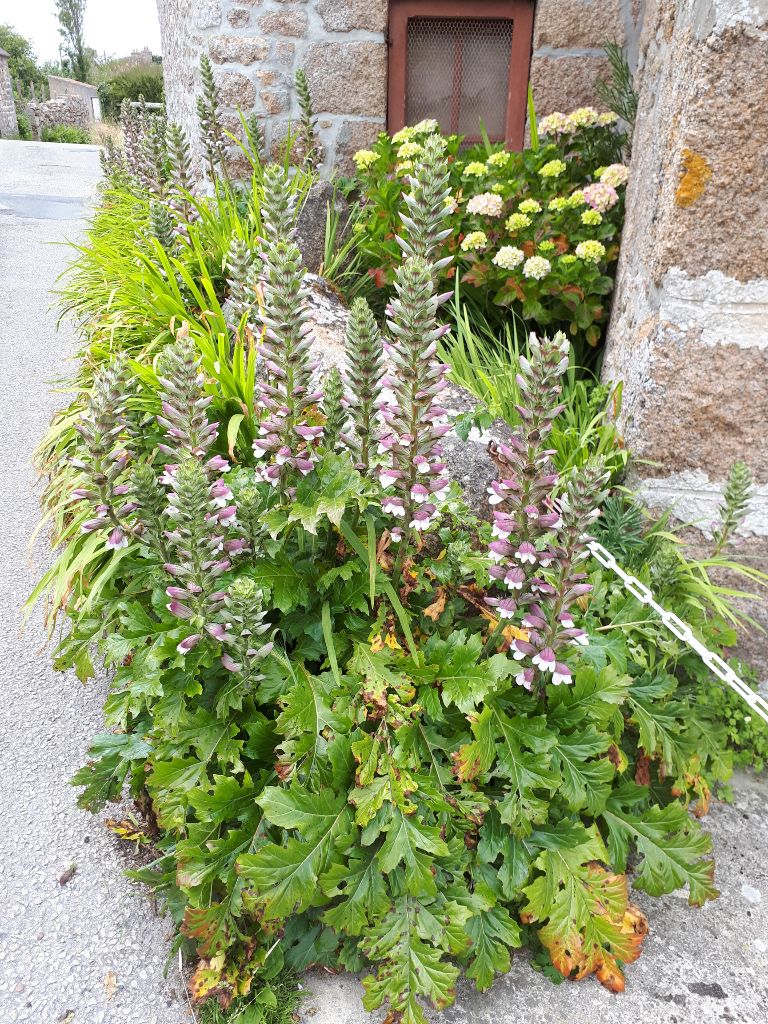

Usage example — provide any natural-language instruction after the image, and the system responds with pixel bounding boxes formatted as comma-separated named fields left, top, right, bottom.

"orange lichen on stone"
left=675, top=148, right=712, bottom=207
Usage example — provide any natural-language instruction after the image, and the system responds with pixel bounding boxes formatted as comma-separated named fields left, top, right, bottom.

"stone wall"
left=157, top=0, right=388, bottom=174
left=156, top=1, right=650, bottom=173
left=48, top=76, right=99, bottom=121
left=25, top=96, right=91, bottom=138
left=0, top=50, right=18, bottom=138
left=530, top=0, right=645, bottom=116
left=602, top=0, right=768, bottom=662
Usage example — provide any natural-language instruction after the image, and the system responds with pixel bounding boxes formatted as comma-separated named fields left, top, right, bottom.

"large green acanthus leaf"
left=546, top=664, right=632, bottom=733
left=321, top=845, right=390, bottom=936
left=551, top=725, right=614, bottom=815
left=237, top=804, right=353, bottom=919
left=377, top=807, right=449, bottom=896
left=361, top=895, right=469, bottom=1024
left=601, top=800, right=718, bottom=906
left=408, top=630, right=514, bottom=712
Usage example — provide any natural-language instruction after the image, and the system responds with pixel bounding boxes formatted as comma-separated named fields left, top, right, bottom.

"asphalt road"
left=0, top=140, right=189, bottom=1024
left=0, top=138, right=765, bottom=1024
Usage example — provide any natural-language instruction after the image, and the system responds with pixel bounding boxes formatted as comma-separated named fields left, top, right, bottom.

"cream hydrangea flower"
left=353, top=149, right=378, bottom=171
left=599, top=163, right=630, bottom=188
left=505, top=212, right=531, bottom=232
left=539, top=112, right=570, bottom=136
left=397, top=141, right=422, bottom=159
left=539, top=159, right=567, bottom=178
left=518, top=199, right=541, bottom=214
left=463, top=161, right=487, bottom=178
left=467, top=192, right=504, bottom=217
left=487, top=150, right=511, bottom=167
left=581, top=209, right=603, bottom=225
left=523, top=255, right=551, bottom=279
left=392, top=126, right=415, bottom=144
left=412, top=118, right=439, bottom=134
left=560, top=254, right=578, bottom=266
left=538, top=240, right=555, bottom=253
left=568, top=190, right=586, bottom=207
left=395, top=160, right=414, bottom=175
left=461, top=230, right=488, bottom=252
left=597, top=111, right=619, bottom=126
left=575, top=240, right=606, bottom=263
left=491, top=183, right=505, bottom=194
left=548, top=197, right=568, bottom=212
left=492, top=246, right=525, bottom=270
left=568, top=106, right=599, bottom=128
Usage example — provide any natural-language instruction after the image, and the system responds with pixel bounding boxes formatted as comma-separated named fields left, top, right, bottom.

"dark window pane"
left=406, top=17, right=514, bottom=140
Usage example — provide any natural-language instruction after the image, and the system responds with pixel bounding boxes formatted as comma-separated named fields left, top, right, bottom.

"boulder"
left=295, top=182, right=349, bottom=275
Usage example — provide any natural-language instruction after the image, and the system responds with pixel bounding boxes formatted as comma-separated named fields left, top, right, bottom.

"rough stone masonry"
left=155, top=0, right=643, bottom=173
left=602, top=0, right=768, bottom=662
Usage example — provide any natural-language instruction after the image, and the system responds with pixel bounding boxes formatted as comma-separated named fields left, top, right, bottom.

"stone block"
left=304, top=42, right=387, bottom=116
left=275, top=40, right=295, bottom=65
left=227, top=8, right=252, bottom=28
left=214, top=70, right=256, bottom=108
left=258, top=9, right=308, bottom=37
left=529, top=55, right=613, bottom=115
left=208, top=35, right=268, bottom=64
left=193, top=0, right=222, bottom=30
left=533, top=0, right=625, bottom=50
left=261, top=89, right=288, bottom=115
left=315, top=0, right=388, bottom=34
left=335, top=118, right=385, bottom=173
left=295, top=181, right=348, bottom=273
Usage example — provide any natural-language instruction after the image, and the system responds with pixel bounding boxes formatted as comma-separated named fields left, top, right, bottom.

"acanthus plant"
left=484, top=332, right=609, bottom=691
left=196, top=55, right=228, bottom=182
left=57, top=149, right=728, bottom=1024
left=251, top=167, right=324, bottom=491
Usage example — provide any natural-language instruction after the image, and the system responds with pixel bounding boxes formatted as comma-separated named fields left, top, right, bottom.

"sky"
left=2, top=0, right=162, bottom=64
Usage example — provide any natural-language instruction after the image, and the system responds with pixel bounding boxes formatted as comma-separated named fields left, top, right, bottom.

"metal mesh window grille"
left=405, top=17, right=514, bottom=141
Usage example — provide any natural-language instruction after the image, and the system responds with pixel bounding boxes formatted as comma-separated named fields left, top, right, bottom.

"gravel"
left=0, top=140, right=190, bottom=1024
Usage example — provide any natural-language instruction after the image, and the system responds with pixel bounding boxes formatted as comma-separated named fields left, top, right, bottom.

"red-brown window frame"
left=387, top=0, right=534, bottom=149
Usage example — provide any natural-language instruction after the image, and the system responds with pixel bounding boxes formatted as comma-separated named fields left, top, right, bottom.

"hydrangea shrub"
left=350, top=109, right=628, bottom=354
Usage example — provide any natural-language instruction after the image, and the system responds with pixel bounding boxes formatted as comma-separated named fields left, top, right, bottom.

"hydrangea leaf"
left=601, top=801, right=718, bottom=906
left=361, top=895, right=467, bottom=1023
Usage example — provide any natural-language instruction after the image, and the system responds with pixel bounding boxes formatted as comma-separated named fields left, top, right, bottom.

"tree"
left=0, top=24, right=47, bottom=89
left=55, top=0, right=89, bottom=83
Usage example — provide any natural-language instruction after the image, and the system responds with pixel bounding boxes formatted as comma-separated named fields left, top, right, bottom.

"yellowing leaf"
left=424, top=588, right=447, bottom=622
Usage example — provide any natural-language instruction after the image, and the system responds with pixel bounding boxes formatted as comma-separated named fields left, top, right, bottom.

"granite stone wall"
left=155, top=1, right=648, bottom=172
left=0, top=51, right=18, bottom=138
left=602, top=0, right=768, bottom=662
left=156, top=0, right=388, bottom=174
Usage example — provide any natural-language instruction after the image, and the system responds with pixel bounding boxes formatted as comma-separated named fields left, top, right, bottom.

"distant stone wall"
left=602, top=0, right=768, bottom=664
left=25, top=96, right=91, bottom=137
left=156, top=2, right=649, bottom=174
left=0, top=51, right=18, bottom=138
left=48, top=76, right=99, bottom=121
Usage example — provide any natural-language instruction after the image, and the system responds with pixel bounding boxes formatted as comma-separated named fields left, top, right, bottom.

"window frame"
left=387, top=0, right=535, bottom=149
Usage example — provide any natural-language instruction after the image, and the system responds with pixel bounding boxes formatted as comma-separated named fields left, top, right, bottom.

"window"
left=388, top=1, right=534, bottom=148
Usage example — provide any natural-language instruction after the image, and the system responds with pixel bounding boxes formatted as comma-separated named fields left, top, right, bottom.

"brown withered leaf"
left=424, top=588, right=447, bottom=621
left=105, top=817, right=151, bottom=845
left=635, top=754, right=651, bottom=786
left=189, top=954, right=232, bottom=1005
left=58, top=863, right=77, bottom=886
left=104, top=971, right=117, bottom=1001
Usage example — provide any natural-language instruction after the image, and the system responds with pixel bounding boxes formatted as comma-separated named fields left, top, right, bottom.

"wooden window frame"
left=387, top=0, right=534, bottom=149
